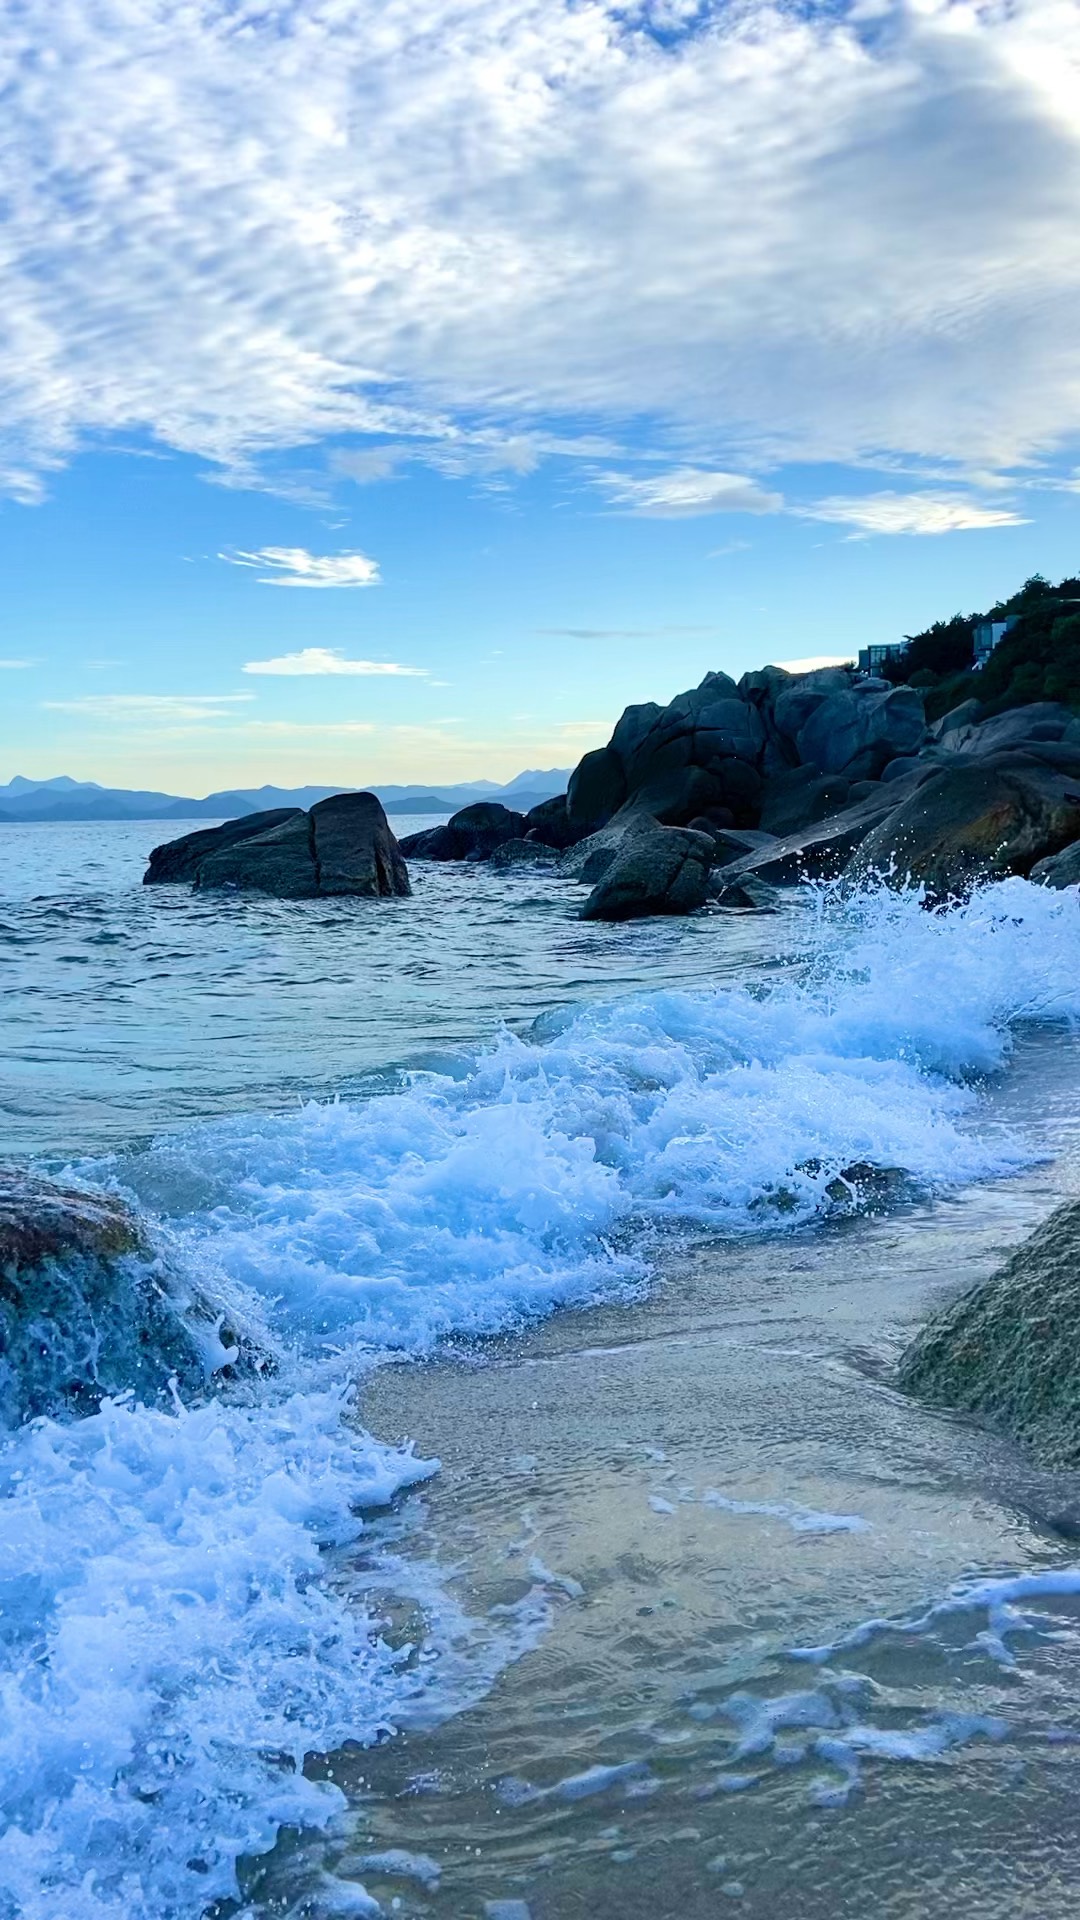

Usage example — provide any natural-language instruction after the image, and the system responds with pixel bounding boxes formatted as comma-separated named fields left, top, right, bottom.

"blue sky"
left=1, top=0, right=1079, bottom=794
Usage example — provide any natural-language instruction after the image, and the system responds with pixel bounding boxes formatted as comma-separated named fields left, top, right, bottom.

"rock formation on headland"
left=401, top=663, right=1080, bottom=917
left=145, top=791, right=411, bottom=898
left=899, top=1202, right=1080, bottom=1469
left=145, top=571, right=1080, bottom=915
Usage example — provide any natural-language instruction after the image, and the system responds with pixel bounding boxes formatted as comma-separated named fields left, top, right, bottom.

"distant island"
left=0, top=768, right=572, bottom=825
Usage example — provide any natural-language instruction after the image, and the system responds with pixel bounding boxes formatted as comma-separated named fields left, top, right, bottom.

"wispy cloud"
left=799, top=492, right=1029, bottom=537
left=600, top=469, right=783, bottom=518
left=240, top=720, right=377, bottom=737
left=44, top=695, right=255, bottom=723
left=242, top=648, right=427, bottom=677
left=0, top=658, right=36, bottom=670
left=2, top=0, right=1079, bottom=499
left=221, top=548, right=381, bottom=588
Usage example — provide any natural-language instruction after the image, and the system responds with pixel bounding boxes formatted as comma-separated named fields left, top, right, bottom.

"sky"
left=1, top=0, right=1079, bottom=795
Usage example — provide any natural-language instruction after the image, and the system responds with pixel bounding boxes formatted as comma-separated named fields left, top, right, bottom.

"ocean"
left=3, top=818, right=1080, bottom=1919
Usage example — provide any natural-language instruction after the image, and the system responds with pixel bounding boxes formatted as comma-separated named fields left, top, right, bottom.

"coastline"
left=236, top=1157, right=1080, bottom=1918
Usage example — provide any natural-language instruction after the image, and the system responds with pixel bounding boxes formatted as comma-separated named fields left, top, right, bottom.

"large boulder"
left=758, top=766, right=851, bottom=837
left=189, top=792, right=410, bottom=897
left=0, top=1169, right=259, bottom=1423
left=566, top=747, right=627, bottom=837
left=715, top=782, right=912, bottom=888
left=846, top=753, right=1080, bottom=895
left=626, top=758, right=763, bottom=829
left=898, top=1201, right=1080, bottom=1467
left=397, top=801, right=524, bottom=862
left=950, top=702, right=1074, bottom=758
left=794, top=684, right=926, bottom=779
left=579, top=824, right=714, bottom=921
left=144, top=808, right=302, bottom=884
left=524, top=793, right=578, bottom=849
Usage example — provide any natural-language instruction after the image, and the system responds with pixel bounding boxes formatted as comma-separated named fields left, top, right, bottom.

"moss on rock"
left=898, top=1200, right=1080, bottom=1466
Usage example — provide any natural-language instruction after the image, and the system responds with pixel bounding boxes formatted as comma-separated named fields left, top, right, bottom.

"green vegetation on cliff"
left=882, top=571, right=1080, bottom=719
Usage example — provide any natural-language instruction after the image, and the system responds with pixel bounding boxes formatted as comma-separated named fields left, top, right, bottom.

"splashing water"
left=2, top=876, right=1080, bottom=1918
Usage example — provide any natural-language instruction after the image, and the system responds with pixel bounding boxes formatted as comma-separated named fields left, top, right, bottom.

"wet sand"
left=236, top=1134, right=1080, bottom=1919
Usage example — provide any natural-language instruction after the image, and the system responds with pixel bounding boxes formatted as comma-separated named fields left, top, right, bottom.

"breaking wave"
left=3, top=876, right=1080, bottom=1917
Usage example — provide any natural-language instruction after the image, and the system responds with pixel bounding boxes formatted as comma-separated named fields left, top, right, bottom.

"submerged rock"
left=898, top=1201, right=1080, bottom=1467
left=488, top=838, right=560, bottom=870
left=579, top=823, right=713, bottom=921
left=0, top=1169, right=264, bottom=1423
left=153, top=792, right=411, bottom=898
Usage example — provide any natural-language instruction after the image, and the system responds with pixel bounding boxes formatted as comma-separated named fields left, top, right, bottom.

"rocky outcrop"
left=579, top=823, right=713, bottom=921
left=792, top=683, right=926, bottom=781
left=1031, top=839, right=1080, bottom=888
left=932, top=701, right=1078, bottom=759
left=0, top=1169, right=261, bottom=1423
left=399, top=801, right=525, bottom=862
left=846, top=753, right=1080, bottom=895
left=146, top=793, right=411, bottom=898
left=553, top=664, right=931, bottom=855
left=757, top=767, right=851, bottom=837
left=713, top=782, right=912, bottom=889
left=145, top=808, right=302, bottom=884
left=898, top=1201, right=1080, bottom=1467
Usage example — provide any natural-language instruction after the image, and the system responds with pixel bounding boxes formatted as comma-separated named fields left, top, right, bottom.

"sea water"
left=2, top=819, right=1080, bottom=1918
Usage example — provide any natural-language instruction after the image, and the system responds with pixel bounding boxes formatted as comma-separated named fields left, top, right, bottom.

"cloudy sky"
left=2, top=0, right=1079, bottom=792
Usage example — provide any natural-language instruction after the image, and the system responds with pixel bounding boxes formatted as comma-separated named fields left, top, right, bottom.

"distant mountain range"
left=0, top=769, right=571, bottom=825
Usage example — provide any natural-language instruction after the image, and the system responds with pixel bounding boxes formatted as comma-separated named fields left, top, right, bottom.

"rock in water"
left=149, top=792, right=411, bottom=897
left=308, top=791, right=411, bottom=895
left=0, top=1170, right=146, bottom=1269
left=846, top=754, right=1080, bottom=895
left=0, top=1169, right=262, bottom=1422
left=580, top=824, right=713, bottom=920
left=398, top=801, right=525, bottom=861
left=898, top=1201, right=1080, bottom=1467
left=144, top=808, right=302, bottom=884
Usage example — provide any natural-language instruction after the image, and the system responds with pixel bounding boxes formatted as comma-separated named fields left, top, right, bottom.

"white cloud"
left=0, top=659, right=36, bottom=669
left=772, top=654, right=855, bottom=673
left=600, top=468, right=783, bottom=517
left=0, top=0, right=1076, bottom=499
left=221, top=547, right=381, bottom=588
left=44, top=694, right=254, bottom=722
left=800, top=492, right=1029, bottom=536
left=242, top=648, right=426, bottom=677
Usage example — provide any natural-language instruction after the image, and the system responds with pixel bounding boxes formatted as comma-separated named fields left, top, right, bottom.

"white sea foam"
left=5, top=877, right=1080, bottom=1916
left=124, top=877, right=1080, bottom=1365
